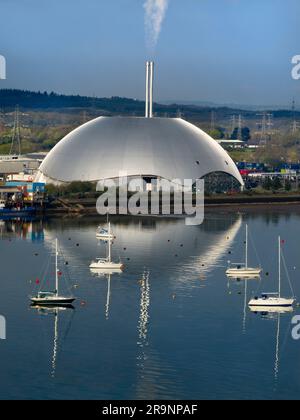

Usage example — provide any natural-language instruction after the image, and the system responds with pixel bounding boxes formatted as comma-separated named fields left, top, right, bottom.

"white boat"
left=30, top=239, right=76, bottom=306
left=249, top=305, right=293, bottom=314
left=249, top=236, right=295, bottom=308
left=90, top=223, right=124, bottom=270
left=96, top=227, right=115, bottom=240
left=96, top=215, right=115, bottom=240
left=226, top=224, right=262, bottom=278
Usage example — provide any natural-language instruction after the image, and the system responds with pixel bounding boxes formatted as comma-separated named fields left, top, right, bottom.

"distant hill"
left=162, top=100, right=300, bottom=112
left=0, top=89, right=299, bottom=120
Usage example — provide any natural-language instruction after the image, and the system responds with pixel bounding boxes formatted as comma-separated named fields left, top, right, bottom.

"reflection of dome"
left=36, top=117, right=243, bottom=186
left=42, top=215, right=242, bottom=281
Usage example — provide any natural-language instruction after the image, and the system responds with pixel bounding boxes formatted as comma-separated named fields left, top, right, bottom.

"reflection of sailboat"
left=31, top=305, right=74, bottom=378
left=249, top=307, right=292, bottom=382
left=249, top=306, right=293, bottom=314
left=90, top=268, right=123, bottom=319
left=30, top=239, right=76, bottom=306
left=249, top=237, right=295, bottom=308
left=226, top=224, right=262, bottom=278
left=90, top=223, right=124, bottom=270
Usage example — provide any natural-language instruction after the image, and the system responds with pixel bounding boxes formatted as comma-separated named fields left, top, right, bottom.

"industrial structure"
left=35, top=62, right=244, bottom=189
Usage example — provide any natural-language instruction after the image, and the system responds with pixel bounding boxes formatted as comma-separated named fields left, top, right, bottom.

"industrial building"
left=0, top=154, right=45, bottom=181
left=35, top=62, right=244, bottom=190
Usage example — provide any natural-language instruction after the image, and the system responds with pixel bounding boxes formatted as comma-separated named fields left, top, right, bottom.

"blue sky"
left=0, top=0, right=300, bottom=106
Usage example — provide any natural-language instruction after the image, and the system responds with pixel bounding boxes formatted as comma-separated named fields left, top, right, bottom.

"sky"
left=0, top=0, right=300, bottom=106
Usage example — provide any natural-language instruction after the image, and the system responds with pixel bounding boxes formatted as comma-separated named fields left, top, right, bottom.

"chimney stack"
left=145, top=61, right=154, bottom=118
left=145, top=62, right=150, bottom=118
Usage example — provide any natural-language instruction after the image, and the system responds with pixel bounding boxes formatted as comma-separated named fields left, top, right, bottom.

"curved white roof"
left=36, top=117, right=243, bottom=185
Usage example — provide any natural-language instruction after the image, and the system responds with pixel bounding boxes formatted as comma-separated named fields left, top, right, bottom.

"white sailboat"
left=90, top=223, right=124, bottom=270
left=96, top=215, right=115, bottom=240
left=226, top=224, right=262, bottom=278
left=249, top=236, right=295, bottom=308
left=30, top=239, right=76, bottom=306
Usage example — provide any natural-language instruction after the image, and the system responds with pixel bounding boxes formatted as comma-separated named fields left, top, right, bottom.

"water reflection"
left=40, top=215, right=243, bottom=288
left=250, top=305, right=294, bottom=387
left=0, top=218, right=44, bottom=242
left=138, top=270, right=150, bottom=346
left=2, top=212, right=299, bottom=399
left=90, top=269, right=123, bottom=320
left=30, top=305, right=75, bottom=378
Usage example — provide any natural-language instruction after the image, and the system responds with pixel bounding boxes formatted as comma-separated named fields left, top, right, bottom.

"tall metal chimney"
left=145, top=61, right=154, bottom=118
left=145, top=61, right=150, bottom=118
left=149, top=61, right=154, bottom=118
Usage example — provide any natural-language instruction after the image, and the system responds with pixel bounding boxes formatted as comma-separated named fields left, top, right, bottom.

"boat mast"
left=278, top=236, right=281, bottom=298
left=245, top=224, right=248, bottom=269
left=108, top=223, right=111, bottom=263
left=55, top=239, right=59, bottom=296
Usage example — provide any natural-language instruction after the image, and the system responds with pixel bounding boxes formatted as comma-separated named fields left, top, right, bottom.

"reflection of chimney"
left=145, top=61, right=154, bottom=118
left=145, top=61, right=150, bottom=118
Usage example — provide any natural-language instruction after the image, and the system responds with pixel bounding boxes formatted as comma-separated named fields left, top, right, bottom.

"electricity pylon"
left=10, top=105, right=21, bottom=156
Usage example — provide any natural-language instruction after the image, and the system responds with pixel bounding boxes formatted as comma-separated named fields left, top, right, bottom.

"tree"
left=230, top=128, right=238, bottom=140
left=262, top=177, right=272, bottom=191
left=272, top=177, right=282, bottom=191
left=285, top=179, right=292, bottom=191
left=242, top=127, right=251, bottom=142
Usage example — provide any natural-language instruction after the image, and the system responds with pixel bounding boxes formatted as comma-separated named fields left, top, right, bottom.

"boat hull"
left=249, top=305, right=294, bottom=314
left=249, top=298, right=295, bottom=307
left=31, top=297, right=76, bottom=306
left=89, top=261, right=124, bottom=270
left=96, top=234, right=115, bottom=240
left=0, top=208, right=36, bottom=218
left=226, top=268, right=262, bottom=278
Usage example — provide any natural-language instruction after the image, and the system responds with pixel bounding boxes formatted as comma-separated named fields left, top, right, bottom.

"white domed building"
left=36, top=62, right=243, bottom=190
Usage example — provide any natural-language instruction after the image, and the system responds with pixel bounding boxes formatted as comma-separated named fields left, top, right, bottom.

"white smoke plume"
left=144, top=0, right=169, bottom=52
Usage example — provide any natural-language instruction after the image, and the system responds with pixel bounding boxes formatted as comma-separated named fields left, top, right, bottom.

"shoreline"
left=40, top=194, right=300, bottom=217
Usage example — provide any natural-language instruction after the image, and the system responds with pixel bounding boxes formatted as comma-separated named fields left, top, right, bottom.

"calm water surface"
left=1, top=211, right=300, bottom=400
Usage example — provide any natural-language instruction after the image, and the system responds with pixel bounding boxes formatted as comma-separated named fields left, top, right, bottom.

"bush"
left=45, top=181, right=97, bottom=198
left=262, top=178, right=272, bottom=191
left=285, top=180, right=292, bottom=192
left=272, top=177, right=282, bottom=191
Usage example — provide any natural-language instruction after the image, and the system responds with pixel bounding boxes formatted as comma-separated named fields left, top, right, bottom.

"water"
left=0, top=211, right=300, bottom=400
